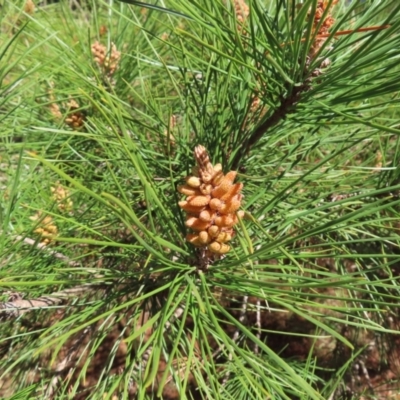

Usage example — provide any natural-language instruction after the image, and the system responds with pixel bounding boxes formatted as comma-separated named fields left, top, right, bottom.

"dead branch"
left=15, top=235, right=80, bottom=267
left=0, top=283, right=105, bottom=320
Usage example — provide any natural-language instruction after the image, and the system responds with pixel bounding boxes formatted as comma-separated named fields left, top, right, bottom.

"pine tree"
left=1, top=0, right=400, bottom=398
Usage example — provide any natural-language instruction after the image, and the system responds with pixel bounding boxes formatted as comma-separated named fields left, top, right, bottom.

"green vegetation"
left=1, top=0, right=400, bottom=398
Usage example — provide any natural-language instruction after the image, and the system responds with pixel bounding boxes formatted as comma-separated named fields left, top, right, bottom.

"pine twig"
left=222, top=295, right=249, bottom=386
left=131, top=303, right=186, bottom=384
left=15, top=235, right=80, bottom=267
left=254, top=298, right=261, bottom=355
left=231, top=83, right=307, bottom=170
left=231, top=0, right=341, bottom=169
left=44, top=326, right=93, bottom=398
left=0, top=283, right=106, bottom=320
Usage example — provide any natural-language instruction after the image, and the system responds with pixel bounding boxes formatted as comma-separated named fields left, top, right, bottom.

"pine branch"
left=0, top=283, right=106, bottom=320
left=231, top=81, right=308, bottom=169
left=15, top=235, right=80, bottom=267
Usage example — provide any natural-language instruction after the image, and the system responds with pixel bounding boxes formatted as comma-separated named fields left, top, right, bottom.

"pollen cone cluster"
left=178, top=145, right=244, bottom=256
left=309, top=0, right=338, bottom=58
left=30, top=213, right=58, bottom=245
left=91, top=41, right=121, bottom=77
left=65, top=99, right=85, bottom=130
left=51, top=182, right=73, bottom=213
left=233, top=0, right=249, bottom=33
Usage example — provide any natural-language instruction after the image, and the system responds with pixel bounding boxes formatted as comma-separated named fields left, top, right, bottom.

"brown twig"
left=0, top=283, right=105, bottom=320
left=254, top=298, right=261, bottom=355
left=222, top=295, right=249, bottom=386
left=131, top=302, right=186, bottom=384
left=231, top=83, right=307, bottom=169
left=44, top=326, right=93, bottom=399
left=15, top=235, right=80, bottom=267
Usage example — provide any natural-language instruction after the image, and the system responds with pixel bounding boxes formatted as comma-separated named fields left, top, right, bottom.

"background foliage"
left=1, top=0, right=400, bottom=398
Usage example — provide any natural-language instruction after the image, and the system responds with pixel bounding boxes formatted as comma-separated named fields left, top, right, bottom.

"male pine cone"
left=178, top=146, right=244, bottom=255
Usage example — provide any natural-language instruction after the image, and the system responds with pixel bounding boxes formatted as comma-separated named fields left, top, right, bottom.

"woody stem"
left=231, top=82, right=308, bottom=170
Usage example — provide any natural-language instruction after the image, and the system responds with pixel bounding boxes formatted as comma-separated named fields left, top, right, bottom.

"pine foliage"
left=1, top=0, right=400, bottom=399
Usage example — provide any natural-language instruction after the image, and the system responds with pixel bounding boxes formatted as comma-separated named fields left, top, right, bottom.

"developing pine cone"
left=178, top=145, right=244, bottom=255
